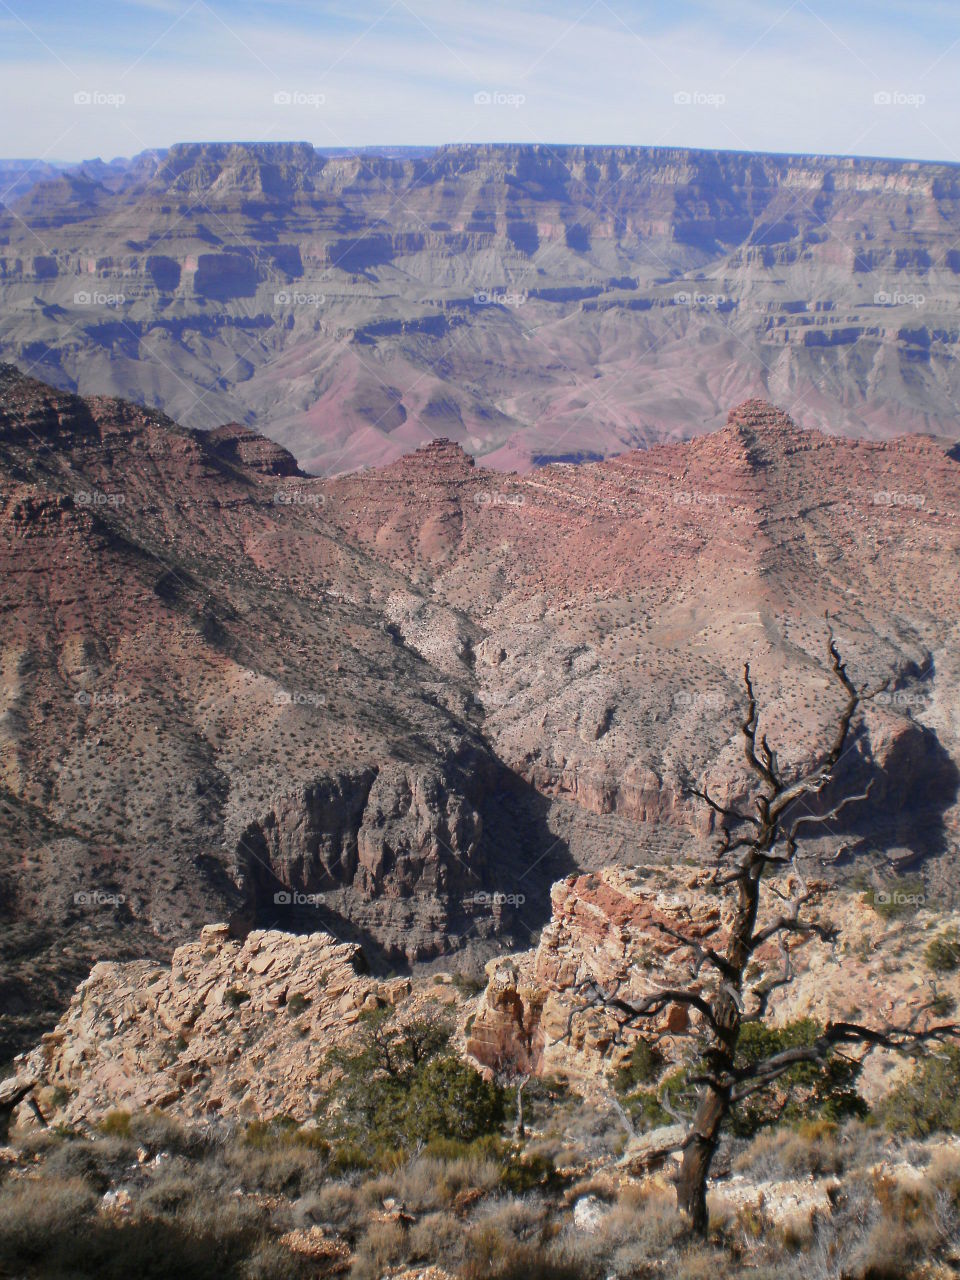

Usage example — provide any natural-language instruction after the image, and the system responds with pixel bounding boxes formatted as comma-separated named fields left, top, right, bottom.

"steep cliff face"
left=234, top=755, right=489, bottom=953
left=4, top=143, right=960, bottom=470
left=205, top=422, right=302, bottom=476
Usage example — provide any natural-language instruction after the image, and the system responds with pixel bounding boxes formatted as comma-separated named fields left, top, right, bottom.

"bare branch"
left=768, top=631, right=860, bottom=824
left=741, top=663, right=779, bottom=792
left=648, top=920, right=737, bottom=982
left=558, top=978, right=720, bottom=1045
left=728, top=1020, right=960, bottom=1101
left=713, top=828, right=757, bottom=860
left=787, top=782, right=873, bottom=840
left=752, top=915, right=837, bottom=948
left=658, top=1090, right=697, bottom=1126
left=685, top=784, right=758, bottom=830
left=744, top=935, right=794, bottom=1022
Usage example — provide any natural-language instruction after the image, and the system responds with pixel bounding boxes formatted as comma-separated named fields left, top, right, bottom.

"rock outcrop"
left=466, top=868, right=722, bottom=1080
left=9, top=862, right=960, bottom=1129
left=467, top=868, right=960, bottom=1101
left=10, top=924, right=465, bottom=1129
left=205, top=422, right=302, bottom=476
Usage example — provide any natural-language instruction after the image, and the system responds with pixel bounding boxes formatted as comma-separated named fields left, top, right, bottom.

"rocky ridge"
left=9, top=923, right=461, bottom=1128
left=7, top=866, right=960, bottom=1134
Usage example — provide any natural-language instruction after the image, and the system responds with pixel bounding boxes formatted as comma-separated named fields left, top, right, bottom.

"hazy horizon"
left=6, top=137, right=960, bottom=168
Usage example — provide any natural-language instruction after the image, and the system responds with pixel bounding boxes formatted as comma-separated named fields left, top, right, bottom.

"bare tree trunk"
left=676, top=1085, right=729, bottom=1235
left=675, top=860, right=759, bottom=1232
left=515, top=1077, right=527, bottom=1139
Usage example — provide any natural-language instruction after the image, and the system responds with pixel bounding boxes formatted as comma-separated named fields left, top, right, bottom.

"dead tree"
left=569, top=633, right=959, bottom=1235
left=492, top=1051, right=531, bottom=1139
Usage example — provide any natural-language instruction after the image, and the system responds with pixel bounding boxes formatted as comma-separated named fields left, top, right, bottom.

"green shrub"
left=421, top=1133, right=506, bottom=1162
left=242, top=1115, right=300, bottom=1148
left=326, top=1142, right=374, bottom=1174
left=318, top=1011, right=505, bottom=1152
left=98, top=1110, right=132, bottom=1138
left=620, top=1068, right=690, bottom=1132
left=864, top=877, right=926, bottom=920
left=614, top=1037, right=665, bottom=1093
left=924, top=929, right=960, bottom=973
left=452, top=972, right=487, bottom=997
left=403, top=1057, right=505, bottom=1145
left=881, top=1045, right=960, bottom=1137
left=730, top=1019, right=867, bottom=1136
left=497, top=1148, right=558, bottom=1194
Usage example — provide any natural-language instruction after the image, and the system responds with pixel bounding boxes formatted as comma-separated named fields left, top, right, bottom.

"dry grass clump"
left=733, top=1122, right=842, bottom=1180
left=293, top=1182, right=365, bottom=1231
left=459, top=1221, right=581, bottom=1280
left=406, top=1210, right=464, bottom=1263
left=0, top=1174, right=286, bottom=1280
left=0, top=1175, right=98, bottom=1259
left=43, top=1134, right=140, bottom=1190
left=222, top=1140, right=325, bottom=1196
left=349, top=1218, right=406, bottom=1279
left=525, top=1094, right=626, bottom=1169
left=359, top=1152, right=500, bottom=1212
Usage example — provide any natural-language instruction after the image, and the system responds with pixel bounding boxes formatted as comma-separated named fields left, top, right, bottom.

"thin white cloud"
left=0, top=0, right=956, bottom=161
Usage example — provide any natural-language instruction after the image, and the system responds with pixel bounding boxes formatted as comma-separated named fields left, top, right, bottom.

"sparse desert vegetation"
left=3, top=1067, right=960, bottom=1280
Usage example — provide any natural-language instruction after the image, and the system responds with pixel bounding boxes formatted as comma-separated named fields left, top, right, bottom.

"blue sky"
left=0, top=0, right=958, bottom=162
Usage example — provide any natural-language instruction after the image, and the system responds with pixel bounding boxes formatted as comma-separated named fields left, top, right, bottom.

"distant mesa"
left=206, top=422, right=303, bottom=476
